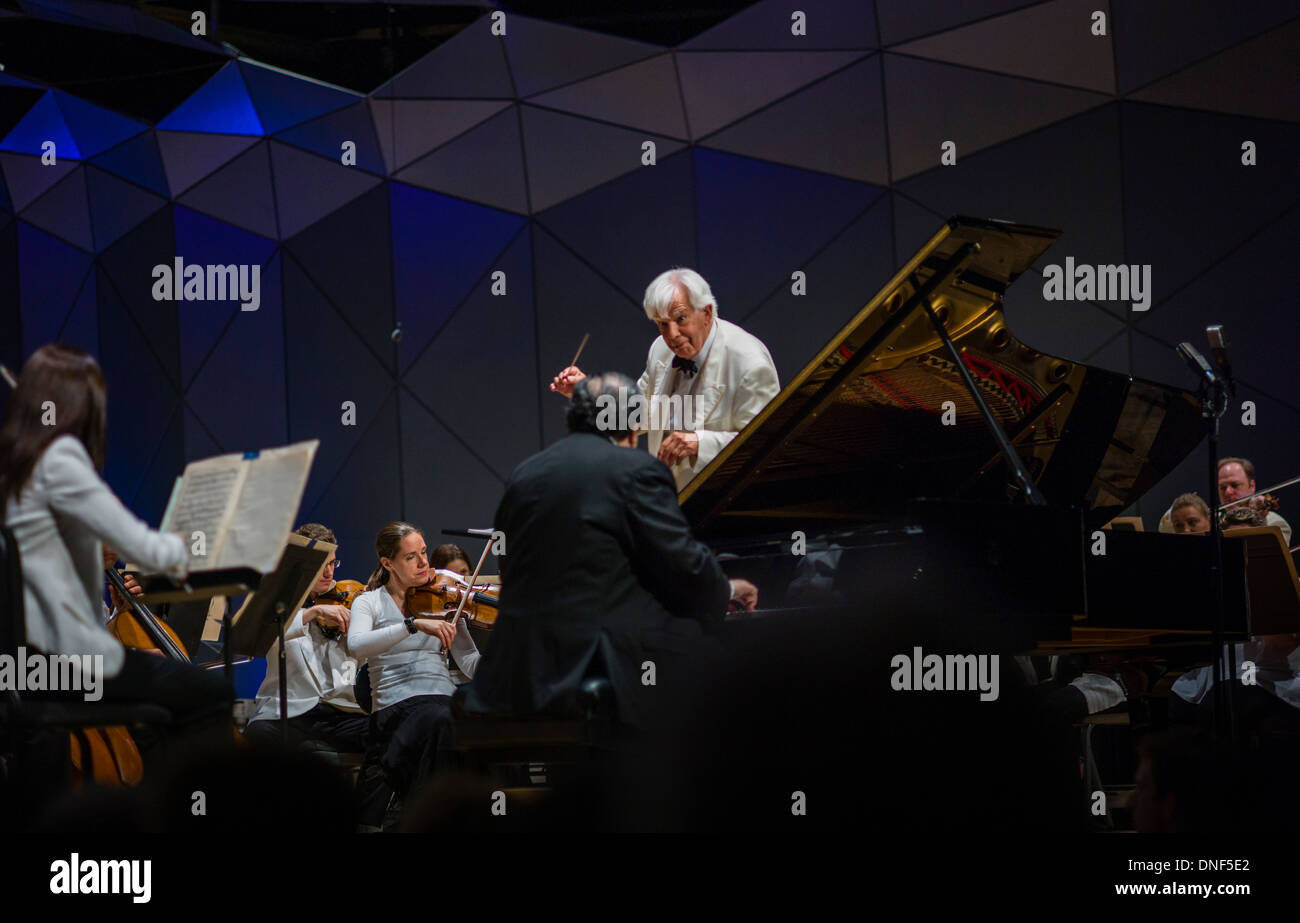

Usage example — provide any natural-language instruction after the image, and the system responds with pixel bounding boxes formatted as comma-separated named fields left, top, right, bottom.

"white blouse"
left=4, top=435, right=188, bottom=678
left=347, top=586, right=479, bottom=711
left=247, top=607, right=363, bottom=725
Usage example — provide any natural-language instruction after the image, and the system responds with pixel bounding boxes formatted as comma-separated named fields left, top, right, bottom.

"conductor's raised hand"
left=550, top=366, right=587, bottom=398
left=413, top=617, right=457, bottom=649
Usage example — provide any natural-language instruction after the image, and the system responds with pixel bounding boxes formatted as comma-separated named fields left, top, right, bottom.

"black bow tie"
left=671, top=355, right=698, bottom=377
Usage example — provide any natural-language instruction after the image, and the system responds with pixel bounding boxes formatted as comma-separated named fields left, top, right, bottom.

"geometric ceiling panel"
left=1112, top=0, right=1299, bottom=94
left=884, top=54, right=1110, bottom=180
left=897, top=105, right=1124, bottom=275
left=377, top=16, right=516, bottom=99
left=876, top=0, right=1042, bottom=46
left=1128, top=20, right=1300, bottom=122
left=182, top=406, right=223, bottom=472
left=701, top=55, right=888, bottom=183
left=284, top=186, right=395, bottom=371
left=503, top=16, right=661, bottom=98
left=0, top=151, right=76, bottom=211
left=0, top=91, right=81, bottom=158
left=404, top=230, right=538, bottom=480
left=84, top=164, right=167, bottom=251
left=305, top=389, right=402, bottom=564
left=536, top=149, right=696, bottom=308
left=172, top=205, right=278, bottom=387
left=157, top=62, right=263, bottom=136
left=676, top=51, right=868, bottom=138
left=1130, top=215, right=1296, bottom=403
left=19, top=167, right=92, bottom=251
left=91, top=129, right=170, bottom=197
left=274, top=100, right=387, bottom=176
left=96, top=207, right=181, bottom=387
left=695, top=149, right=886, bottom=317
left=0, top=84, right=45, bottom=150
left=51, top=90, right=145, bottom=159
left=97, top=278, right=180, bottom=505
left=520, top=105, right=687, bottom=213
left=740, top=194, right=897, bottom=382
left=683, top=0, right=878, bottom=50
left=186, top=252, right=287, bottom=454
left=178, top=141, right=279, bottom=239
left=17, top=220, right=92, bottom=355
left=891, top=0, right=1116, bottom=94
left=269, top=141, right=382, bottom=239
left=155, top=130, right=259, bottom=197
left=529, top=55, right=689, bottom=139
left=532, top=224, right=657, bottom=449
left=128, top=401, right=186, bottom=526
left=369, top=98, right=512, bottom=173
left=282, top=253, right=394, bottom=516
left=1120, top=102, right=1300, bottom=299
left=58, top=265, right=99, bottom=357
left=398, top=390, right=509, bottom=557
left=395, top=107, right=529, bottom=214
left=237, top=58, right=359, bottom=135
left=389, top=181, right=526, bottom=372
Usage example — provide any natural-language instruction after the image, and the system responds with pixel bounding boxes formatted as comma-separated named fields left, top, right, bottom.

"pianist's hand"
left=658, top=431, right=699, bottom=466
left=550, top=365, right=587, bottom=398
left=729, top=578, right=759, bottom=612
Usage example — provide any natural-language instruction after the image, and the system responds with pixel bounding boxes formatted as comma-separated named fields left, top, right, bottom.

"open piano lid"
left=680, top=216, right=1204, bottom=539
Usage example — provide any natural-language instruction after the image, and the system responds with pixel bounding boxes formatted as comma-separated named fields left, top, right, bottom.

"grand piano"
left=679, top=216, right=1290, bottom=651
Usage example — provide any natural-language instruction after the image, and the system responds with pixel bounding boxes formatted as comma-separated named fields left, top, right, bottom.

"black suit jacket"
left=463, top=433, right=731, bottom=728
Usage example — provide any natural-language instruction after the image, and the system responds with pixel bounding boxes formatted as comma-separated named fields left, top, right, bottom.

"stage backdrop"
left=2, top=0, right=1299, bottom=570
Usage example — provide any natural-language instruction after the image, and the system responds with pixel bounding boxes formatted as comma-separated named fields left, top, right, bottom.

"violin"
left=405, top=570, right=500, bottom=630
left=1218, top=492, right=1280, bottom=527
left=312, top=579, right=365, bottom=639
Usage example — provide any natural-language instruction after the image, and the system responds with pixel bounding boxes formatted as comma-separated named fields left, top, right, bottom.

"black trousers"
left=244, top=703, right=369, bottom=751
left=369, top=694, right=454, bottom=801
left=244, top=702, right=392, bottom=826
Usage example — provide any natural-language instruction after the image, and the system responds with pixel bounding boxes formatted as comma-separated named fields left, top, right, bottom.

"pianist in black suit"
left=462, top=372, right=758, bottom=729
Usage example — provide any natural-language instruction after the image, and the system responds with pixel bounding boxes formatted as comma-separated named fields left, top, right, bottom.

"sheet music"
left=160, top=463, right=246, bottom=569
left=221, top=442, right=317, bottom=571
left=157, top=440, right=318, bottom=575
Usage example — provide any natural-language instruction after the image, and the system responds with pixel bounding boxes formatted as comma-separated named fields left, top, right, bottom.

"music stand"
left=230, top=535, right=334, bottom=744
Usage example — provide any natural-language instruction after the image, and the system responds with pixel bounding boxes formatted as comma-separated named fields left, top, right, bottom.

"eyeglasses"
left=322, top=559, right=340, bottom=571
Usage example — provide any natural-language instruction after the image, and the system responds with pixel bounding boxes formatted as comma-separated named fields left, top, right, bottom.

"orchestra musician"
left=1159, top=457, right=1291, bottom=541
left=463, top=372, right=759, bottom=730
left=551, top=268, right=780, bottom=489
left=347, top=522, right=480, bottom=804
left=430, top=543, right=471, bottom=579
left=243, top=523, right=367, bottom=750
left=0, top=345, right=232, bottom=758
left=1169, top=493, right=1212, bottom=534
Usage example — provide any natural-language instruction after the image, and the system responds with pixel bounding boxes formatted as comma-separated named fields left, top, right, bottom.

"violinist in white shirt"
left=348, top=522, right=480, bottom=804
left=244, top=523, right=367, bottom=750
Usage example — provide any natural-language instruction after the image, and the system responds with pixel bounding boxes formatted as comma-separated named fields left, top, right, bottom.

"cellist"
left=0, top=346, right=232, bottom=765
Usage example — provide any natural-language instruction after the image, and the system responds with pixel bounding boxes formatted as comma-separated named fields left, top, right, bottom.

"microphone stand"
left=1176, top=342, right=1237, bottom=751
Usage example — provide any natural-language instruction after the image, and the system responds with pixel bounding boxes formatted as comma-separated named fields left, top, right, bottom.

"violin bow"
left=442, top=537, right=495, bottom=661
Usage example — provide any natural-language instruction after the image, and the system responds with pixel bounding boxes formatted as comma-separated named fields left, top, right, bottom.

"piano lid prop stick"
left=0, top=363, right=16, bottom=389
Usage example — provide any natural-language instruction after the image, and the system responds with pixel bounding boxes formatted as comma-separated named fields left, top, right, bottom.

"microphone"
left=1177, top=341, right=1217, bottom=385
left=1206, top=325, right=1234, bottom=394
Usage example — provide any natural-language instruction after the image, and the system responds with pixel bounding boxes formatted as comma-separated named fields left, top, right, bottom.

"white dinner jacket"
left=637, top=318, right=780, bottom=490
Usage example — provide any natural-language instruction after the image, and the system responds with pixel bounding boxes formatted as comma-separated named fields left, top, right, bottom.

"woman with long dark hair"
left=348, top=522, right=479, bottom=805
left=1, top=346, right=232, bottom=764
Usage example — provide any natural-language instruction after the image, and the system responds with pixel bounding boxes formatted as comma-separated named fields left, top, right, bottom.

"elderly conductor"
left=552, top=268, right=780, bottom=490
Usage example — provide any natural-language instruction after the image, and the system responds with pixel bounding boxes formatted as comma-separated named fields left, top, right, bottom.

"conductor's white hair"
left=642, top=268, right=718, bottom=322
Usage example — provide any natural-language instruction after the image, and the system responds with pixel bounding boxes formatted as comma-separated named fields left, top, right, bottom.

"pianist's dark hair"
left=0, top=345, right=107, bottom=504
left=567, top=371, right=637, bottom=441
left=366, top=521, right=424, bottom=591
